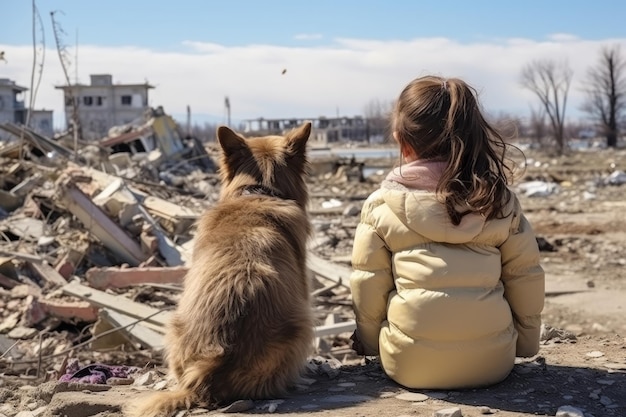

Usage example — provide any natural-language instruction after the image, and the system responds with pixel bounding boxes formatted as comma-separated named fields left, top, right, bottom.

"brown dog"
left=127, top=122, right=314, bottom=417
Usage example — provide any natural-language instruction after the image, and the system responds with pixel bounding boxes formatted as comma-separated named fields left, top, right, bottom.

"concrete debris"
left=433, top=408, right=463, bottom=417
left=603, top=170, right=626, bottom=185
left=517, top=180, right=561, bottom=197
left=0, top=119, right=378, bottom=395
left=0, top=131, right=624, bottom=416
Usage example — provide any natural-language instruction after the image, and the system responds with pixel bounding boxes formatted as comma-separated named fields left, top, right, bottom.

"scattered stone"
left=217, top=399, right=254, bottom=413
left=433, top=407, right=463, bottom=417
left=540, top=323, right=577, bottom=342
left=153, top=379, right=169, bottom=390
left=317, top=358, right=343, bottom=379
left=0, top=404, right=17, bottom=416
left=556, top=405, right=585, bottom=417
left=337, top=382, right=356, bottom=387
left=596, top=378, right=615, bottom=385
left=7, top=326, right=37, bottom=340
left=599, top=395, right=613, bottom=406
left=478, top=406, right=497, bottom=414
left=319, top=394, right=372, bottom=403
left=585, top=350, right=604, bottom=358
left=395, top=392, right=428, bottom=402
left=259, top=399, right=283, bottom=413
left=29, top=407, right=45, bottom=417
left=0, top=312, right=20, bottom=333
left=132, top=371, right=157, bottom=386
left=107, top=377, right=134, bottom=385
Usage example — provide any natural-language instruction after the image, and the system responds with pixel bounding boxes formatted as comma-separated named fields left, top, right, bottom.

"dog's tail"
left=126, top=355, right=223, bottom=417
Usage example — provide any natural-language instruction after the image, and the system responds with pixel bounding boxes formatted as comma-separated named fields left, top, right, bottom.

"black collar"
left=239, top=184, right=286, bottom=199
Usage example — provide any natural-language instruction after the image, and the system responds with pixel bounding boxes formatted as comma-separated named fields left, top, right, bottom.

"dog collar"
left=239, top=184, right=286, bottom=199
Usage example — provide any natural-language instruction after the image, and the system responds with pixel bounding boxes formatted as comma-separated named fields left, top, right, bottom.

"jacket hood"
left=381, top=160, right=486, bottom=243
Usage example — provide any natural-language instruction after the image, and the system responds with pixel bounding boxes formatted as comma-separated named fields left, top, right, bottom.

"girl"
left=350, top=75, right=545, bottom=389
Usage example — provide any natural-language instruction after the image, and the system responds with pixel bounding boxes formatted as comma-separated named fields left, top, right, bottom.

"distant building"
left=55, top=74, right=154, bottom=140
left=0, top=78, right=54, bottom=139
left=242, top=116, right=387, bottom=145
left=29, top=110, right=54, bottom=137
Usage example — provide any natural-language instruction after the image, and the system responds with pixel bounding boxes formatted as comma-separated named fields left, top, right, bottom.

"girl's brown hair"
left=392, top=75, right=521, bottom=225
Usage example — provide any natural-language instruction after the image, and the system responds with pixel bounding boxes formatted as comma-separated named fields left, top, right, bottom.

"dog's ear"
left=217, top=126, right=247, bottom=156
left=286, top=122, right=311, bottom=156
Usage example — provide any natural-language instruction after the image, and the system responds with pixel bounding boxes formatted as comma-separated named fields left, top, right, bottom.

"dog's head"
left=216, top=122, right=311, bottom=209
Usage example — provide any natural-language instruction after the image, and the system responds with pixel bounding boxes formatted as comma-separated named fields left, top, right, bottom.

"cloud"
left=2, top=34, right=625, bottom=131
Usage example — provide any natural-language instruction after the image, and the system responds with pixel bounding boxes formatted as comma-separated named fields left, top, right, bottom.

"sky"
left=2, top=0, right=626, bottom=130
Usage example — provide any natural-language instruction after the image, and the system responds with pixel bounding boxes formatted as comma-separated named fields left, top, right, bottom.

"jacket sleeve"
left=350, top=196, right=394, bottom=356
left=499, top=199, right=545, bottom=357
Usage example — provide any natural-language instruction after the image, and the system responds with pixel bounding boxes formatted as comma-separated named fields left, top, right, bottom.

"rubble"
left=0, top=111, right=378, bottom=383
left=0, top=122, right=625, bottom=416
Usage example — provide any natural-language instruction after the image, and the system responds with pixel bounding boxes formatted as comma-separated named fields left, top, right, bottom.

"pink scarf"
left=385, top=160, right=447, bottom=191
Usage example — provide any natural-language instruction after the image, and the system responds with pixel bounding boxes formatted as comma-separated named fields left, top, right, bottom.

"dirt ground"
left=1, top=148, right=625, bottom=417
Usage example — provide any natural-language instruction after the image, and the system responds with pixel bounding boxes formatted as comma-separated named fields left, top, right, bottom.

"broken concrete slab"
left=26, top=261, right=68, bottom=288
left=135, top=204, right=183, bottom=266
left=100, top=308, right=164, bottom=350
left=142, top=196, right=199, bottom=235
left=314, top=320, right=356, bottom=338
left=307, top=252, right=353, bottom=291
left=2, top=216, right=46, bottom=241
left=85, top=265, right=187, bottom=289
left=27, top=297, right=99, bottom=325
left=61, top=281, right=171, bottom=329
left=58, top=179, right=148, bottom=266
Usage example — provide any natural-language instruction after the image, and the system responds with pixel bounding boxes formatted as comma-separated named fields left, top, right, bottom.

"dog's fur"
left=127, top=122, right=314, bottom=417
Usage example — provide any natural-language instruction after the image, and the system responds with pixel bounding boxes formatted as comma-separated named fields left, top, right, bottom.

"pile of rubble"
left=0, top=114, right=384, bottom=386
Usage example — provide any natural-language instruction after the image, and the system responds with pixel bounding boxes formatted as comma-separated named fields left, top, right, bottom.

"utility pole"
left=186, top=105, right=191, bottom=137
left=225, top=96, right=231, bottom=126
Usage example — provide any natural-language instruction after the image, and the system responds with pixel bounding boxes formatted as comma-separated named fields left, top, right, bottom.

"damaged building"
left=55, top=74, right=154, bottom=141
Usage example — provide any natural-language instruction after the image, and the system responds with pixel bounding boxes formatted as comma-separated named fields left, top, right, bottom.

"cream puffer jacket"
left=351, top=169, right=545, bottom=390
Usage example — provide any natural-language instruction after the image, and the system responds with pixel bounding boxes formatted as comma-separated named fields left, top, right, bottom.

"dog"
left=127, top=122, right=314, bottom=417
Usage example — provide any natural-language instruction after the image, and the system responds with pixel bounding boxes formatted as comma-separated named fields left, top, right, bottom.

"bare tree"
left=581, top=45, right=626, bottom=148
left=528, top=106, right=548, bottom=148
left=51, top=10, right=82, bottom=145
left=521, top=59, right=573, bottom=154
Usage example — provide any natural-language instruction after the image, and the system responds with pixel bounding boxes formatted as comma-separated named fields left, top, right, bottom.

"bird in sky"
left=0, top=51, right=6, bottom=63
left=281, top=68, right=287, bottom=75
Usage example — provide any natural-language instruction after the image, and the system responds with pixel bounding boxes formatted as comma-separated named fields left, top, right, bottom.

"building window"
left=83, top=96, right=93, bottom=106
left=65, top=96, right=76, bottom=106
left=121, top=95, right=132, bottom=106
left=96, top=96, right=104, bottom=106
